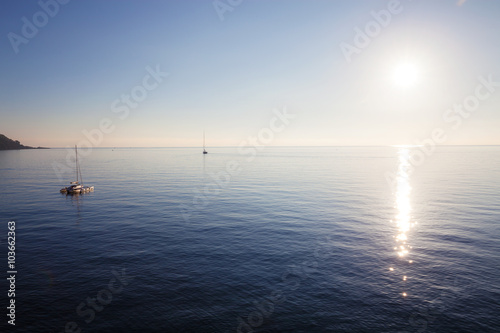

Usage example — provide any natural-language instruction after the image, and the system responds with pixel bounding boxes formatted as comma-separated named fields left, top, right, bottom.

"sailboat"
left=60, top=145, right=94, bottom=194
left=203, top=131, right=208, bottom=154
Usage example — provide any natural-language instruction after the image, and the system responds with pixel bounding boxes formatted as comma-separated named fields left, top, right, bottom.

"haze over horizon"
left=1, top=0, right=500, bottom=148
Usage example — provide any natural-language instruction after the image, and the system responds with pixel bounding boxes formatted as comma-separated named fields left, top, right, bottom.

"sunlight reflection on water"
left=396, top=148, right=412, bottom=257
left=393, top=148, right=415, bottom=297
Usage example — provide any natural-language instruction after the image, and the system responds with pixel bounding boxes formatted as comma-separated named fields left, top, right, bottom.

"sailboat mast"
left=75, top=145, right=79, bottom=183
left=202, top=131, right=208, bottom=154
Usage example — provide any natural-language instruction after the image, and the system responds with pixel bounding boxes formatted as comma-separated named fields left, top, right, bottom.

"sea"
left=0, top=146, right=499, bottom=332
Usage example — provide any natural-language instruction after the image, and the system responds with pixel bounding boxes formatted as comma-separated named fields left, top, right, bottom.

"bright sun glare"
left=392, top=63, right=419, bottom=88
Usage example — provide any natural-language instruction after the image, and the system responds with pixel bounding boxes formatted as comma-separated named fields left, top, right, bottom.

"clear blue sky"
left=1, top=0, right=499, bottom=147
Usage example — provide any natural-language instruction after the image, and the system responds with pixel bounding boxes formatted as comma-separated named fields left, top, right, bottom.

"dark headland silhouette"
left=0, top=134, right=48, bottom=150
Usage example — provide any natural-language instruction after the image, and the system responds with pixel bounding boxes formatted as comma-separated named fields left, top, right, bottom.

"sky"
left=1, top=0, right=499, bottom=147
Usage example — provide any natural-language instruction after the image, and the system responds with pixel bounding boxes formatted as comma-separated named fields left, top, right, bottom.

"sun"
left=392, top=63, right=419, bottom=88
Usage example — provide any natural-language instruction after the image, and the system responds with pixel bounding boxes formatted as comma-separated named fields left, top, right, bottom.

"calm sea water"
left=0, top=146, right=499, bottom=332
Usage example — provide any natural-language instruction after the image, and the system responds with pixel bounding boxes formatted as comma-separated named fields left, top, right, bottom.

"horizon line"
left=33, top=144, right=500, bottom=149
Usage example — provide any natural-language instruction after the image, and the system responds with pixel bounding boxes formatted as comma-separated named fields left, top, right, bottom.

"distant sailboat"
left=203, top=131, right=208, bottom=154
left=60, top=145, right=94, bottom=194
